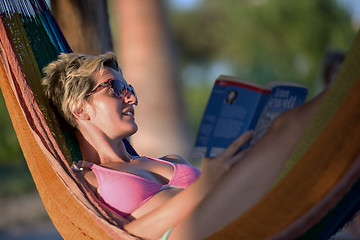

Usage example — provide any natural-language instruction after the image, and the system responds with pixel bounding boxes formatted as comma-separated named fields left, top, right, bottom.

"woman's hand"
left=125, top=131, right=252, bottom=239
left=200, top=130, right=253, bottom=186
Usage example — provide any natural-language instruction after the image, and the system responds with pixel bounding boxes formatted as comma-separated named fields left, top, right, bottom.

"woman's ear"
left=71, top=101, right=91, bottom=121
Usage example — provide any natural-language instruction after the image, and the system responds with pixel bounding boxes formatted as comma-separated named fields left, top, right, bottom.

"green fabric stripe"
left=21, top=13, right=58, bottom=71
left=277, top=32, right=360, bottom=180
left=1, top=11, right=73, bottom=164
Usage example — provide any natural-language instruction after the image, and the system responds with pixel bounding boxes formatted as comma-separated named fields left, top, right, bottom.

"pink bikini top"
left=86, top=157, right=201, bottom=217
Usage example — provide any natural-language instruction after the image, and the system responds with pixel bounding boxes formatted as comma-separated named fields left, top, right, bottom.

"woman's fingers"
left=219, top=130, right=253, bottom=160
left=201, top=131, right=253, bottom=182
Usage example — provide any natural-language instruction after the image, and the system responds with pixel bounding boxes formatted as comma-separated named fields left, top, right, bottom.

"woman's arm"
left=123, top=131, right=253, bottom=239
left=127, top=89, right=328, bottom=240
left=170, top=89, right=329, bottom=240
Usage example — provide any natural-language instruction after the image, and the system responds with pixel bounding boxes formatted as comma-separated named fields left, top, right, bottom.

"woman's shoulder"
left=72, top=161, right=99, bottom=190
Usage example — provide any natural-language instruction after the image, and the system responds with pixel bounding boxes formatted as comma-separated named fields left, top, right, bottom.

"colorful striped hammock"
left=0, top=0, right=360, bottom=239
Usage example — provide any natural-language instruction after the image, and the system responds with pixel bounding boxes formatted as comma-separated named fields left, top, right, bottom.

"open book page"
left=190, top=76, right=309, bottom=162
left=249, top=82, right=308, bottom=146
left=190, top=75, right=270, bottom=162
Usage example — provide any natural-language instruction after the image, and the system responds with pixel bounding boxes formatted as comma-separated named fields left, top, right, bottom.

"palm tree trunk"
left=50, top=0, right=113, bottom=54
left=113, top=0, right=190, bottom=158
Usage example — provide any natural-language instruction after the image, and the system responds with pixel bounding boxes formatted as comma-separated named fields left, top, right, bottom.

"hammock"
left=0, top=0, right=359, bottom=239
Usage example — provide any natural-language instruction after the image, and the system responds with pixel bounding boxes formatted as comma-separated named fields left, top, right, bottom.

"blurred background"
left=0, top=0, right=359, bottom=239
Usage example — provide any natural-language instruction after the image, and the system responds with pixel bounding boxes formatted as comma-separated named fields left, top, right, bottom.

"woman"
left=42, top=52, right=327, bottom=239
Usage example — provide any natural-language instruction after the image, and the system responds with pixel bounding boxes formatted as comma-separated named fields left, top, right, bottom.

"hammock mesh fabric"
left=0, top=0, right=136, bottom=239
left=0, top=0, right=360, bottom=239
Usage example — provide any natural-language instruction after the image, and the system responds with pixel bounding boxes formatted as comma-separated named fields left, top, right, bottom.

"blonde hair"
left=41, top=52, right=121, bottom=127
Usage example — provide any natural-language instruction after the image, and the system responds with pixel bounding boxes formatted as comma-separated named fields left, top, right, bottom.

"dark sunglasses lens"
left=128, top=85, right=137, bottom=97
left=128, top=84, right=138, bottom=105
left=111, top=80, right=126, bottom=97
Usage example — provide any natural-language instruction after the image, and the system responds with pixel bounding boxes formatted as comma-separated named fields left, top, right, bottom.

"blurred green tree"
left=0, top=92, right=34, bottom=196
left=168, top=0, right=357, bottom=136
left=170, top=0, right=355, bottom=93
left=0, top=92, right=22, bottom=165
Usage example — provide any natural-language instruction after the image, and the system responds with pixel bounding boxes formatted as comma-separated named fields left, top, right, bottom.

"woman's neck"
left=75, top=128, right=132, bottom=164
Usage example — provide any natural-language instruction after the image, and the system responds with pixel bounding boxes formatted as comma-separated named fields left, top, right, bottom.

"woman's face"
left=87, top=67, right=138, bottom=140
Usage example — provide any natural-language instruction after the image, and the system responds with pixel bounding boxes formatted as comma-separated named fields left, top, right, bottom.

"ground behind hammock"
left=0, top=192, right=62, bottom=240
left=0, top=192, right=359, bottom=240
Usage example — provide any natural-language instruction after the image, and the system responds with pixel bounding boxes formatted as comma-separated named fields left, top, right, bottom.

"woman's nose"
left=124, top=91, right=138, bottom=106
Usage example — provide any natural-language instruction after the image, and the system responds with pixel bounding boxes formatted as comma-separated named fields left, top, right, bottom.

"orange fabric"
left=0, top=11, right=73, bottom=164
left=0, top=14, right=136, bottom=240
left=0, top=62, right=138, bottom=239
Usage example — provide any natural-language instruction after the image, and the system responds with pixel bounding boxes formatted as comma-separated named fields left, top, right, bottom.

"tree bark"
left=50, top=0, right=113, bottom=54
left=114, top=0, right=190, bottom=158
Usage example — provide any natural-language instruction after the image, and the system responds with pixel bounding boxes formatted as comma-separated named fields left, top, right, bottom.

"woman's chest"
left=103, top=157, right=175, bottom=184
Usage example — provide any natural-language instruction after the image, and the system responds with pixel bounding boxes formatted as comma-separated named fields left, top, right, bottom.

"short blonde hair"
left=41, top=52, right=121, bottom=127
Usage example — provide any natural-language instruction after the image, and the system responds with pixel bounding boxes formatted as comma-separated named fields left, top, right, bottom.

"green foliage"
left=0, top=92, right=23, bottom=166
left=169, top=0, right=357, bottom=133
left=0, top=91, right=33, bottom=196
left=0, top=163, right=35, bottom=197
left=182, top=85, right=212, bottom=139
left=170, top=0, right=356, bottom=92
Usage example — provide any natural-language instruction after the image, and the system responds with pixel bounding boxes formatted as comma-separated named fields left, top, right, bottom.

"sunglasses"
left=86, top=78, right=138, bottom=105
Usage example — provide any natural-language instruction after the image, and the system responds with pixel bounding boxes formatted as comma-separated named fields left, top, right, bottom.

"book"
left=190, top=75, right=308, bottom=162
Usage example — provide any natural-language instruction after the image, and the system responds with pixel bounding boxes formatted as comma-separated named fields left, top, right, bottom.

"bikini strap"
left=71, top=160, right=94, bottom=171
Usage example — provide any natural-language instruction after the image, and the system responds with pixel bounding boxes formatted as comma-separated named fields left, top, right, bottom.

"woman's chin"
left=125, top=124, right=138, bottom=137
left=111, top=122, right=138, bottom=139
left=130, top=125, right=138, bottom=135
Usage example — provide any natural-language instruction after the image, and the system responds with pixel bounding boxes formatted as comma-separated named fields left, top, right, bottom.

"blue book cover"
left=190, top=75, right=308, bottom=162
left=250, top=83, right=308, bottom=146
